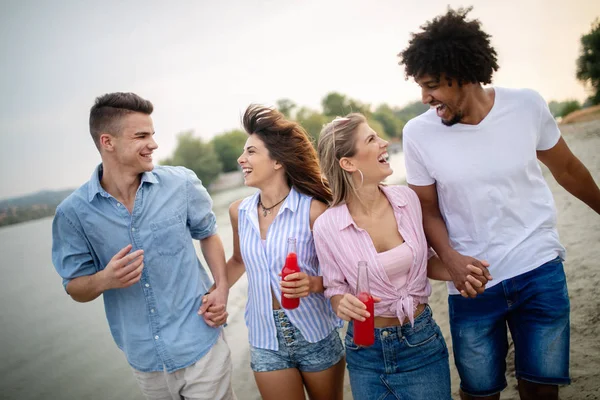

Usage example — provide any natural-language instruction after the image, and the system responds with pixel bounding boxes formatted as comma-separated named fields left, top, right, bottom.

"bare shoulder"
left=229, top=199, right=243, bottom=221
left=309, top=199, right=329, bottom=228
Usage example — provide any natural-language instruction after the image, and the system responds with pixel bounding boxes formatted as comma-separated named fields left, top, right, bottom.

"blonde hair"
left=317, top=113, right=367, bottom=206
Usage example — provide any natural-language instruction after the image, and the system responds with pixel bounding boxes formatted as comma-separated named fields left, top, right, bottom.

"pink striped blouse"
left=313, top=185, right=432, bottom=326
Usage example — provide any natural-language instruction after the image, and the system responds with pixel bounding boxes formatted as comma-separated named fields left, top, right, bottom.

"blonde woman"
left=313, top=113, right=490, bottom=400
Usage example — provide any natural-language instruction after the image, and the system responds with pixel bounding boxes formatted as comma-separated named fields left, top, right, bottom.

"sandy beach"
left=227, top=119, right=600, bottom=399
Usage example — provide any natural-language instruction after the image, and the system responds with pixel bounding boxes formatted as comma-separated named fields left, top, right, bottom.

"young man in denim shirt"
left=52, top=92, right=235, bottom=400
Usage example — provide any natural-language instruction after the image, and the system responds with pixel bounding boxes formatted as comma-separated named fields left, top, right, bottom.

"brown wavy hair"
left=242, top=105, right=332, bottom=204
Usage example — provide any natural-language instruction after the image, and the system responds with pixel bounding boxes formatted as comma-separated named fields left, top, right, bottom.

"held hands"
left=102, top=244, right=144, bottom=290
left=280, top=272, right=311, bottom=299
left=336, top=293, right=382, bottom=322
left=460, top=264, right=491, bottom=298
left=198, top=286, right=229, bottom=328
left=442, top=250, right=492, bottom=298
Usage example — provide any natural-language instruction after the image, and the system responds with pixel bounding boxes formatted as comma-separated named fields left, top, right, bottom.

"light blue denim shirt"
left=52, top=164, right=220, bottom=372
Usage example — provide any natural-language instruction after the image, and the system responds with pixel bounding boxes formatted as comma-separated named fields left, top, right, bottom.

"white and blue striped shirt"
left=238, top=187, right=342, bottom=350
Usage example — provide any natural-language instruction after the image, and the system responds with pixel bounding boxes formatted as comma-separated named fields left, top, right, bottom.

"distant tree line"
left=0, top=189, right=74, bottom=228
left=548, top=100, right=583, bottom=119
left=5, top=16, right=600, bottom=229
left=161, top=92, right=428, bottom=187
left=159, top=18, right=600, bottom=188
left=576, top=18, right=600, bottom=106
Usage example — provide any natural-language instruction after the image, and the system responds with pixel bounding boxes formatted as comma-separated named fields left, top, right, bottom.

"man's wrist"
left=96, top=269, right=111, bottom=293
left=438, top=247, right=457, bottom=264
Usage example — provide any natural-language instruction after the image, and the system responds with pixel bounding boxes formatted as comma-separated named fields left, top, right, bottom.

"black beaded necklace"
left=258, top=194, right=288, bottom=217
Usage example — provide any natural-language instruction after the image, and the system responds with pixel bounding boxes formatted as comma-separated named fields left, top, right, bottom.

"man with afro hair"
left=399, top=7, right=600, bottom=400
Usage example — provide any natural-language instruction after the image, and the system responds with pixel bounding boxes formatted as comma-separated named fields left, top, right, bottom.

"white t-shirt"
left=403, top=87, right=566, bottom=294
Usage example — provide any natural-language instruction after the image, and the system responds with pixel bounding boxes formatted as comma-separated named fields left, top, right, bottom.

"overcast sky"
left=1, top=0, right=598, bottom=199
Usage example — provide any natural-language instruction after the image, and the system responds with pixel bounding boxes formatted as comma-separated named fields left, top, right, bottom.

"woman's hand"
left=335, top=293, right=381, bottom=322
left=459, top=264, right=490, bottom=298
left=280, top=272, right=311, bottom=299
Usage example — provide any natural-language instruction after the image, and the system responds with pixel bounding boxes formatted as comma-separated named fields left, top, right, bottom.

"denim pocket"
left=344, top=331, right=362, bottom=351
left=150, top=215, right=186, bottom=256
left=402, top=321, right=439, bottom=348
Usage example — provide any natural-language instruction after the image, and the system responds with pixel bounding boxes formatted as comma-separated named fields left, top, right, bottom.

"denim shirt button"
left=382, top=331, right=389, bottom=337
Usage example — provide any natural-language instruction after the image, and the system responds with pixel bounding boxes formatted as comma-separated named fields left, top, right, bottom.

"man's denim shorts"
left=449, top=256, right=571, bottom=397
left=250, top=309, right=344, bottom=372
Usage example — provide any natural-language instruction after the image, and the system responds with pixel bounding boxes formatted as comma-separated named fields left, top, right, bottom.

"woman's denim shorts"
left=345, top=305, right=451, bottom=400
left=250, top=309, right=344, bottom=372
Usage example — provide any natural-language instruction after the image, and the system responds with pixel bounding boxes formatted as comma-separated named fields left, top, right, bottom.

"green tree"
left=558, top=100, right=582, bottom=118
left=576, top=18, right=600, bottom=105
left=321, top=92, right=348, bottom=117
left=548, top=100, right=582, bottom=118
left=161, top=131, right=222, bottom=187
left=347, top=98, right=372, bottom=117
left=373, top=104, right=405, bottom=139
left=394, top=101, right=428, bottom=121
left=296, top=107, right=328, bottom=143
left=211, top=130, right=247, bottom=172
left=321, top=92, right=372, bottom=117
left=548, top=100, right=563, bottom=117
left=366, top=118, right=389, bottom=140
left=276, top=98, right=297, bottom=118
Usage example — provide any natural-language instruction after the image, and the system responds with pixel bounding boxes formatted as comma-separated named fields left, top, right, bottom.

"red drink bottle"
left=353, top=261, right=375, bottom=346
left=281, top=237, right=300, bottom=310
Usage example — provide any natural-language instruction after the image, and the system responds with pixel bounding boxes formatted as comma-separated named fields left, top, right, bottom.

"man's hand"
left=442, top=251, right=492, bottom=295
left=198, top=286, right=229, bottom=328
left=101, top=244, right=144, bottom=290
left=460, top=264, right=490, bottom=298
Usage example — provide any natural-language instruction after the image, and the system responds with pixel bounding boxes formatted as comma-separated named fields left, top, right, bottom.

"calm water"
left=0, top=154, right=405, bottom=399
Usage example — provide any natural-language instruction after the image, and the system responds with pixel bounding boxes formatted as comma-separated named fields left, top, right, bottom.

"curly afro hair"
left=398, top=7, right=499, bottom=87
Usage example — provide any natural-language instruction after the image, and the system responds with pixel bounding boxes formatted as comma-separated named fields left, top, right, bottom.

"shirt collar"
left=87, top=164, right=158, bottom=202
left=239, top=186, right=301, bottom=214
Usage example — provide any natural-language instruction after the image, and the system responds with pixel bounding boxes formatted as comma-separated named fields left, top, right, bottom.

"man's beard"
left=441, top=111, right=462, bottom=127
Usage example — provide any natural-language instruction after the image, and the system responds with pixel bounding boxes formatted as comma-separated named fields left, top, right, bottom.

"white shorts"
left=132, top=332, right=236, bottom=400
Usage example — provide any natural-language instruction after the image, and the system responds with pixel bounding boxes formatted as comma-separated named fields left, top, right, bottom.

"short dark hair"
left=398, top=7, right=499, bottom=86
left=89, top=92, right=153, bottom=149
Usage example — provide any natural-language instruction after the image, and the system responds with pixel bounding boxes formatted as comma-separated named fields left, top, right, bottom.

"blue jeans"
left=449, top=257, right=571, bottom=397
left=250, top=309, right=344, bottom=372
left=345, top=305, right=451, bottom=400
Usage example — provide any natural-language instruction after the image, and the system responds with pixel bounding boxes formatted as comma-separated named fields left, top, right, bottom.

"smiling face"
left=237, top=134, right=281, bottom=189
left=417, top=74, right=468, bottom=127
left=102, top=112, right=158, bottom=173
left=341, top=122, right=392, bottom=184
